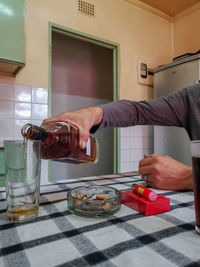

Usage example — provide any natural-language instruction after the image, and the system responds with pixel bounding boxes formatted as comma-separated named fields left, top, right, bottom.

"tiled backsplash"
left=0, top=83, right=48, bottom=141
left=120, top=125, right=154, bottom=173
left=0, top=82, right=49, bottom=185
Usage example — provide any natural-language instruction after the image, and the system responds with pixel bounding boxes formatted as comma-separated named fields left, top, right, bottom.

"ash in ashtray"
left=67, top=185, right=121, bottom=217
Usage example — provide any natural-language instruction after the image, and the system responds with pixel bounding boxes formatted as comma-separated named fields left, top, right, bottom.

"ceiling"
left=138, top=0, right=200, bottom=16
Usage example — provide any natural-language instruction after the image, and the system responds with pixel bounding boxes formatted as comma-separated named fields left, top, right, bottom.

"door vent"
left=78, top=0, right=95, bottom=17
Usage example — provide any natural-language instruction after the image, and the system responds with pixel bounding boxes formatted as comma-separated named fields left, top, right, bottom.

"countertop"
left=0, top=174, right=199, bottom=267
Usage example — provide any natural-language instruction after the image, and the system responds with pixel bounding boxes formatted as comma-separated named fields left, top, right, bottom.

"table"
left=0, top=174, right=199, bottom=267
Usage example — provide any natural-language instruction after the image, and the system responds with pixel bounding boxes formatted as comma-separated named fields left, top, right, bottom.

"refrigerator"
left=154, top=53, right=200, bottom=165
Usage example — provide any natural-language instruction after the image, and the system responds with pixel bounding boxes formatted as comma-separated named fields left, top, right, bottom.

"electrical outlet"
left=137, top=57, right=157, bottom=87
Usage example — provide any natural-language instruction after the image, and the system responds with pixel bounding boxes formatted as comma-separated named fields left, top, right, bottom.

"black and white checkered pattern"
left=0, top=174, right=199, bottom=267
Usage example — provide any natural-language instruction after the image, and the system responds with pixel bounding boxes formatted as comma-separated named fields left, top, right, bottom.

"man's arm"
left=99, top=87, right=189, bottom=130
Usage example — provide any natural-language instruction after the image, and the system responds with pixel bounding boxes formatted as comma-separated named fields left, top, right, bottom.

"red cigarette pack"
left=121, top=190, right=170, bottom=216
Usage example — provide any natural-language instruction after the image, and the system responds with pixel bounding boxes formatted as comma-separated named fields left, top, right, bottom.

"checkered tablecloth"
left=0, top=174, right=199, bottom=267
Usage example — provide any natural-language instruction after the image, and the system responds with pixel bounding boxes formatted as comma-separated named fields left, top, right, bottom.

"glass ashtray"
left=67, top=185, right=121, bottom=218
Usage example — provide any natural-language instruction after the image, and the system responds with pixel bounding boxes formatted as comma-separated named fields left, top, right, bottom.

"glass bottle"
left=21, top=121, right=98, bottom=164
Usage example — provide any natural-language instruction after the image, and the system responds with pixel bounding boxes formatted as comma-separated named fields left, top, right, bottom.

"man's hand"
left=138, top=154, right=193, bottom=190
left=42, top=106, right=103, bottom=148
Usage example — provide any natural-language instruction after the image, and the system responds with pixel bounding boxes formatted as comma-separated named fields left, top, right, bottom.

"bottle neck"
left=21, top=123, right=47, bottom=141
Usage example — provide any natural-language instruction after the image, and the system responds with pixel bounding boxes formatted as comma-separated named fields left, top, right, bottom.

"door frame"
left=48, top=22, right=120, bottom=173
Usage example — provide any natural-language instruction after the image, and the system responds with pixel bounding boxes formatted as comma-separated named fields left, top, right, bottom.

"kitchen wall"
left=0, top=0, right=199, bottom=180
left=10, top=0, right=200, bottom=99
left=120, top=125, right=153, bottom=172
left=15, top=0, right=172, bottom=101
left=0, top=83, right=48, bottom=140
left=0, top=82, right=49, bottom=185
left=13, top=0, right=173, bottom=177
left=173, top=8, right=200, bottom=57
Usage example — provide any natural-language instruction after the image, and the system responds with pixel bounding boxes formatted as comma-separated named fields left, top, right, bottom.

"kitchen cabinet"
left=0, top=148, right=5, bottom=174
left=0, top=0, right=25, bottom=75
left=0, top=147, right=5, bottom=187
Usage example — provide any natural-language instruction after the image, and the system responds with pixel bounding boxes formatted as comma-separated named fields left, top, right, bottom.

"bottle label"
left=137, top=187, right=144, bottom=195
left=80, top=138, right=91, bottom=156
left=86, top=138, right=91, bottom=156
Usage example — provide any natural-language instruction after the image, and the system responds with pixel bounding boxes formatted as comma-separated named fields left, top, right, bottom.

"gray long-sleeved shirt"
left=98, top=83, right=200, bottom=140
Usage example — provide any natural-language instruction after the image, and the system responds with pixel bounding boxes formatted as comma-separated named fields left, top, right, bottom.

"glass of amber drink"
left=4, top=140, right=41, bottom=222
left=191, top=140, right=200, bottom=234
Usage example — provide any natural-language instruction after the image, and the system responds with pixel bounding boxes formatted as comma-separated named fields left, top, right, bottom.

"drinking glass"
left=191, top=140, right=200, bottom=234
left=4, top=140, right=41, bottom=222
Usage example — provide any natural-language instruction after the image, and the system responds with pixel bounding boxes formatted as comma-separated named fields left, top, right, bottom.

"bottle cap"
left=21, top=123, right=32, bottom=137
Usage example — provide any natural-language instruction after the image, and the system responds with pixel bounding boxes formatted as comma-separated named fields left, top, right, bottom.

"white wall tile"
left=32, top=87, right=48, bottom=104
left=130, top=137, right=141, bottom=149
left=120, top=162, right=139, bottom=173
left=14, top=84, right=31, bottom=102
left=128, top=162, right=134, bottom=172
left=31, top=119, right=43, bottom=126
left=120, top=162, right=129, bottom=173
left=120, top=126, right=154, bottom=173
left=131, top=126, right=142, bottom=137
left=129, top=162, right=136, bottom=172
left=120, top=149, right=127, bottom=162
left=129, top=149, right=141, bottom=161
left=120, top=128, right=129, bottom=137
left=0, top=83, right=49, bottom=185
left=120, top=136, right=132, bottom=149
left=32, top=104, right=48, bottom=119
left=0, top=119, right=13, bottom=137
left=126, top=127, right=132, bottom=136
left=14, top=102, right=31, bottom=118
left=0, top=100, right=13, bottom=118
left=131, top=162, right=139, bottom=171
left=122, top=149, right=130, bottom=162
left=0, top=82, right=13, bottom=100
left=0, top=136, right=13, bottom=143
left=12, top=136, right=23, bottom=141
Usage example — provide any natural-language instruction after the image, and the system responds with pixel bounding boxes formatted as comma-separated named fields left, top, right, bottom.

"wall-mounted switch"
left=137, top=57, right=157, bottom=87
left=140, top=63, right=147, bottom=78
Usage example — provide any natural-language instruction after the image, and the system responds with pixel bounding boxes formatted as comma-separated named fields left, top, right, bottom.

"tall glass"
left=4, top=140, right=41, bottom=222
left=191, top=140, right=200, bottom=234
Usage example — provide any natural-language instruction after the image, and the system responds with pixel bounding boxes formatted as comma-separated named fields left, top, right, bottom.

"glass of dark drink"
left=191, top=140, right=200, bottom=234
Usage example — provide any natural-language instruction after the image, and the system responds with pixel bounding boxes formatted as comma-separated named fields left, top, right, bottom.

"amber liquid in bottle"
left=21, top=121, right=98, bottom=164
